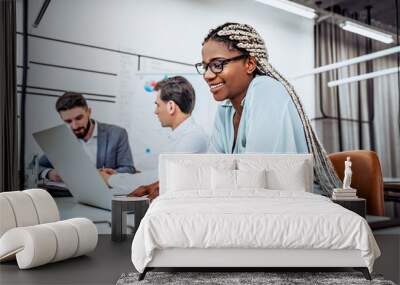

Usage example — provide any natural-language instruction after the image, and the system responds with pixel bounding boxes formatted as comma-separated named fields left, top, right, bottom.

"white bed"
left=131, top=154, right=380, bottom=280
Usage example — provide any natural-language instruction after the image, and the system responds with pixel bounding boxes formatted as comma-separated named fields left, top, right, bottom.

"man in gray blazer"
left=39, top=92, right=135, bottom=182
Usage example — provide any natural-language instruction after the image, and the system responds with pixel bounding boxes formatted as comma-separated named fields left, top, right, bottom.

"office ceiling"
left=293, top=0, right=399, bottom=30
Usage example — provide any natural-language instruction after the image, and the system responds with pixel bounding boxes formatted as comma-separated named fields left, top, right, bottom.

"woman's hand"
left=129, top=181, right=160, bottom=202
left=129, top=185, right=149, bottom=197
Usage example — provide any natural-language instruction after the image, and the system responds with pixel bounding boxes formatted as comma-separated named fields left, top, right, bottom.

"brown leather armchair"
left=328, top=150, right=385, bottom=216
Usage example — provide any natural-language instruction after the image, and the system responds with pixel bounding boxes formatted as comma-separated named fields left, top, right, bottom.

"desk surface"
left=55, top=197, right=111, bottom=219
left=0, top=235, right=133, bottom=285
left=55, top=197, right=135, bottom=234
left=384, top=177, right=400, bottom=184
left=384, top=178, right=400, bottom=191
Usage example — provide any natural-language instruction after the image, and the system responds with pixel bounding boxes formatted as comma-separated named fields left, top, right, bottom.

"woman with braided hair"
left=195, top=22, right=341, bottom=195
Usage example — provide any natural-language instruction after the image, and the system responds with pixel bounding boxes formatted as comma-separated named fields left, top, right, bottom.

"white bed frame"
left=148, top=248, right=365, bottom=268
left=142, top=249, right=370, bottom=280
left=138, top=154, right=371, bottom=280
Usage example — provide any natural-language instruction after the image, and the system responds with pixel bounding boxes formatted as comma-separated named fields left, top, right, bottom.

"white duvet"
left=131, top=190, right=380, bottom=273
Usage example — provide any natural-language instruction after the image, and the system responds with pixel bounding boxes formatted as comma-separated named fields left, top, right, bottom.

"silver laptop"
left=33, top=124, right=114, bottom=210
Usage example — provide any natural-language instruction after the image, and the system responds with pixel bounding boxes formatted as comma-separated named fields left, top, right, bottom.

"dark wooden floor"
left=0, top=235, right=134, bottom=285
left=1, top=232, right=399, bottom=284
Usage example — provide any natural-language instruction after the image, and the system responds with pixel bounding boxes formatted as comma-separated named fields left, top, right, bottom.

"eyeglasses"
left=195, top=54, right=248, bottom=75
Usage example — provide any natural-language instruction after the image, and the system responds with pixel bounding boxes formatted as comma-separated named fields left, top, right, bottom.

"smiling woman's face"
left=201, top=40, right=256, bottom=102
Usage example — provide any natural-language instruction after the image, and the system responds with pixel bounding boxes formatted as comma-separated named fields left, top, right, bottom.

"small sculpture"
left=342, top=156, right=352, bottom=190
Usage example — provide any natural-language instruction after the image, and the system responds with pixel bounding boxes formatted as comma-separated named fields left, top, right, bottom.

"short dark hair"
left=56, top=92, right=88, bottom=112
left=154, top=76, right=195, bottom=114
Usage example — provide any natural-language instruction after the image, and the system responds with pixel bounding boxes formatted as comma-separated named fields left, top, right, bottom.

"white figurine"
left=342, top=156, right=352, bottom=190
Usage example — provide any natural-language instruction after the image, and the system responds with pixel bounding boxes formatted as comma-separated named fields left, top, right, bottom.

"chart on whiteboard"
left=118, top=56, right=217, bottom=171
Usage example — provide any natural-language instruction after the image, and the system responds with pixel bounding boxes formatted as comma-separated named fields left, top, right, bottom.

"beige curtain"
left=315, top=21, right=400, bottom=178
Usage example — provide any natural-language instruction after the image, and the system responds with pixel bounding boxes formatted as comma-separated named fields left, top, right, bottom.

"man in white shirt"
left=100, top=76, right=207, bottom=199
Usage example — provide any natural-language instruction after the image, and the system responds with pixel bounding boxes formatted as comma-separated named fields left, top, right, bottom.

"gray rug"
left=116, top=271, right=396, bottom=285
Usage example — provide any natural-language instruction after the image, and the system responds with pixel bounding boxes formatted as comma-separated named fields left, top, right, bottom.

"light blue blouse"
left=209, top=76, right=309, bottom=154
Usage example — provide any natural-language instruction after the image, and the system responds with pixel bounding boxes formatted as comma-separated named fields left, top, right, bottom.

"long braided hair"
left=203, top=22, right=341, bottom=195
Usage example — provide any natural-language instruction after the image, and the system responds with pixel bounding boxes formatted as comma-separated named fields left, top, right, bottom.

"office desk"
left=55, top=197, right=135, bottom=234
left=383, top=178, right=400, bottom=221
left=384, top=178, right=400, bottom=202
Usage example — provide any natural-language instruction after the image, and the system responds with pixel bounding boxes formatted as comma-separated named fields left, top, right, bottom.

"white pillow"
left=167, top=163, right=209, bottom=191
left=237, top=159, right=310, bottom=192
left=211, top=168, right=267, bottom=190
left=167, top=159, right=235, bottom=192
left=211, top=168, right=236, bottom=190
left=236, top=169, right=267, bottom=189
left=267, top=162, right=308, bottom=191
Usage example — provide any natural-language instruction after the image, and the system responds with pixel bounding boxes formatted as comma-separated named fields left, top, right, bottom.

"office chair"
left=328, top=150, right=385, bottom=216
